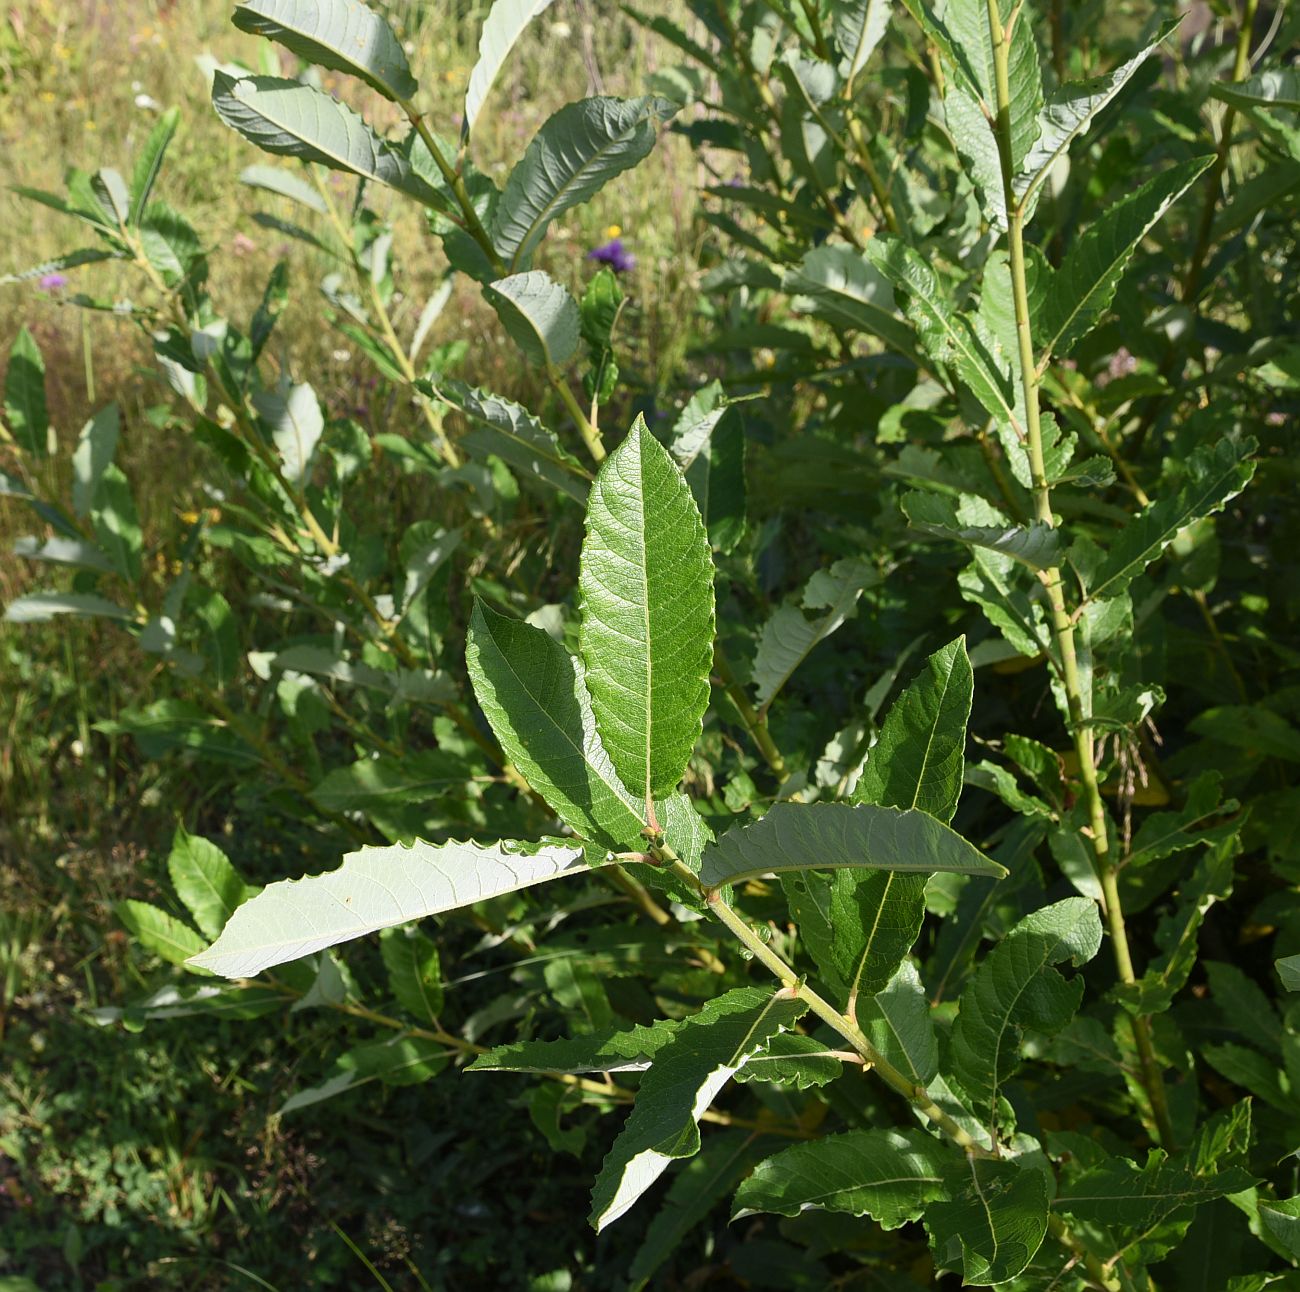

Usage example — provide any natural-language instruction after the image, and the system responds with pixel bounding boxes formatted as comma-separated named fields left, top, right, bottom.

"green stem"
left=714, top=643, right=788, bottom=783
left=548, top=364, right=605, bottom=464
left=986, top=0, right=1175, bottom=1150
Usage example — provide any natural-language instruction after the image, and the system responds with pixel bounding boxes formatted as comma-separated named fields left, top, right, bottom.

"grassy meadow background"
left=0, top=2, right=709, bottom=1286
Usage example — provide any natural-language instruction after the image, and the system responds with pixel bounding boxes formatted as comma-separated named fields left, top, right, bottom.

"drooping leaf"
left=734, top=1128, right=952, bottom=1227
left=211, top=73, right=437, bottom=205
left=465, top=0, right=558, bottom=133
left=11, top=536, right=113, bottom=573
left=167, top=828, right=251, bottom=941
left=699, top=802, right=1005, bottom=890
left=308, top=750, right=472, bottom=826
left=752, top=558, right=878, bottom=713
left=784, top=245, right=917, bottom=361
left=484, top=270, right=581, bottom=367
left=281, top=1035, right=448, bottom=1113
left=1084, top=436, right=1257, bottom=601
left=670, top=383, right=747, bottom=554
left=189, top=836, right=590, bottom=978
left=232, top=0, right=419, bottom=102
left=429, top=378, right=590, bottom=501
left=470, top=1017, right=680, bottom=1074
left=379, top=925, right=443, bottom=1022
left=240, top=163, right=329, bottom=213
left=71, top=405, right=120, bottom=518
left=116, top=900, right=208, bottom=967
left=3, top=592, right=134, bottom=624
left=902, top=491, right=1062, bottom=570
left=4, top=326, right=49, bottom=460
left=948, top=897, right=1102, bottom=1135
left=466, top=602, right=645, bottom=847
left=1124, top=772, right=1238, bottom=869
left=578, top=417, right=715, bottom=807
left=1015, top=23, right=1178, bottom=208
left=925, top=1157, right=1049, bottom=1286
left=588, top=987, right=807, bottom=1230
left=1210, top=68, right=1300, bottom=113
left=492, top=96, right=674, bottom=269
left=1038, top=156, right=1216, bottom=359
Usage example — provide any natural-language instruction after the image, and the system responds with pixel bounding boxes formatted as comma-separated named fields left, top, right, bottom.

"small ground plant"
left=3, top=0, right=1300, bottom=1287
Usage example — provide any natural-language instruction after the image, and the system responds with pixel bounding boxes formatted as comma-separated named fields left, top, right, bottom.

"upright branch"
left=983, top=0, right=1175, bottom=1149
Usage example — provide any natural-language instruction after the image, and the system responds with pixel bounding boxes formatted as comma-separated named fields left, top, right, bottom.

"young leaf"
left=188, top=836, right=590, bottom=978
left=699, top=802, right=1005, bottom=890
left=4, top=326, right=49, bottom=460
left=128, top=105, right=181, bottom=223
left=948, top=897, right=1102, bottom=1136
left=71, top=405, right=120, bottom=518
left=588, top=987, right=806, bottom=1230
left=1015, top=22, right=1179, bottom=209
left=429, top=378, right=590, bottom=501
left=465, top=0, right=558, bottom=134
left=925, top=1158, right=1049, bottom=1286
left=232, top=0, right=419, bottom=102
left=733, top=1128, right=952, bottom=1227
left=211, top=73, right=437, bottom=205
left=752, top=558, right=877, bottom=713
left=578, top=416, right=715, bottom=808
left=379, top=925, right=443, bottom=1022
left=91, top=168, right=131, bottom=226
left=466, top=601, right=646, bottom=847
left=492, top=96, right=675, bottom=269
left=168, top=827, right=251, bottom=941
left=484, top=271, right=581, bottom=367
left=1085, top=436, right=1257, bottom=602
left=1038, top=156, right=1216, bottom=359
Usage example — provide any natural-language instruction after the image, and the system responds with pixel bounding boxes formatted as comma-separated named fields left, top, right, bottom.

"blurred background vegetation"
left=0, top=1, right=710, bottom=1286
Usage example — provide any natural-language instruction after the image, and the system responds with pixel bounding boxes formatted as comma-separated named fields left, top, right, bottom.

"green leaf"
left=71, top=404, right=120, bottom=518
left=309, top=751, right=471, bottom=817
left=1085, top=437, right=1257, bottom=601
left=734, top=1128, right=952, bottom=1227
left=189, top=836, right=590, bottom=978
left=588, top=987, right=806, bottom=1230
left=578, top=416, right=715, bottom=807
left=902, top=491, right=1062, bottom=570
left=116, top=900, right=208, bottom=967
left=1125, top=772, right=1238, bottom=869
left=925, top=1157, right=1048, bottom=1286
left=699, top=802, right=1005, bottom=890
left=252, top=380, right=324, bottom=485
left=1278, top=955, right=1300, bottom=992
left=783, top=245, right=917, bottom=361
left=11, top=536, right=113, bottom=573
left=832, top=0, right=891, bottom=85
left=240, top=163, right=329, bottom=213
left=269, top=645, right=455, bottom=704
left=465, top=0, right=557, bottom=132
left=866, top=237, right=1016, bottom=427
left=484, top=270, right=581, bottom=367
left=628, top=1130, right=770, bottom=1288
left=470, top=1017, right=680, bottom=1074
left=4, top=327, right=49, bottom=459
left=949, top=897, right=1102, bottom=1135
left=379, top=925, right=443, bottom=1022
left=1258, top=1197, right=1300, bottom=1260
left=139, top=202, right=204, bottom=284
left=733, top=1032, right=845, bottom=1089
left=91, top=464, right=142, bottom=582
left=129, top=105, right=181, bottom=223
left=493, top=97, right=674, bottom=269
left=167, top=827, right=251, bottom=941
left=956, top=498, right=1052, bottom=658
left=1112, top=845, right=1235, bottom=1016
left=1015, top=23, right=1178, bottom=209
left=0, top=248, right=122, bottom=287
left=669, top=382, right=748, bottom=554
left=212, top=73, right=436, bottom=204
left=232, top=0, right=419, bottom=101
left=752, top=558, right=878, bottom=712
left=281, top=1036, right=447, bottom=1113
left=944, top=85, right=1009, bottom=229
left=3, top=591, right=134, bottom=624
left=466, top=602, right=646, bottom=847
left=1210, top=68, right=1300, bottom=113
left=90, top=168, right=130, bottom=225
left=1038, top=156, right=1216, bottom=359
left=429, top=378, right=590, bottom=501
left=857, top=960, right=939, bottom=1083
left=581, top=265, right=622, bottom=404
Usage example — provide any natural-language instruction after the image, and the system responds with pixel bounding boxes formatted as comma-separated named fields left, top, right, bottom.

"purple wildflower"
left=39, top=272, right=69, bottom=291
left=587, top=237, right=635, bottom=274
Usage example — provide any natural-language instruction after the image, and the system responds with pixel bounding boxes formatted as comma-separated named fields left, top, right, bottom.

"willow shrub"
left=4, top=0, right=1300, bottom=1286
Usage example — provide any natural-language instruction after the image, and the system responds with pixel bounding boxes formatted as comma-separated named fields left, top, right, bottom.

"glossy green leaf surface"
left=578, top=417, right=715, bottom=806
